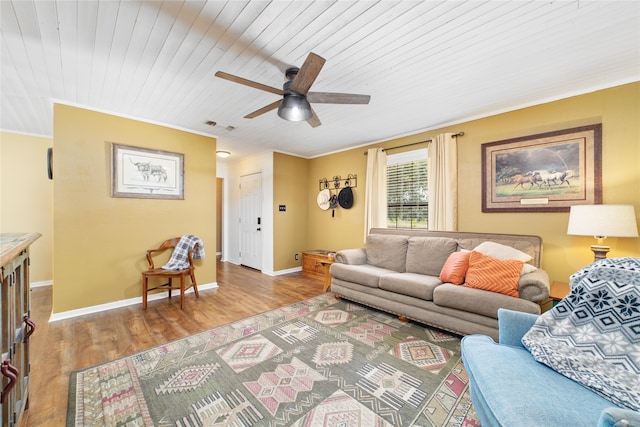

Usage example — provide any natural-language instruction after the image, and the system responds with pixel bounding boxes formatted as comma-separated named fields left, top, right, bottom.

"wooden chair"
left=141, top=237, right=199, bottom=309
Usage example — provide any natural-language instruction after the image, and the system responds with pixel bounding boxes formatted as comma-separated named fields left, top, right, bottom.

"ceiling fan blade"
left=215, top=71, right=283, bottom=96
left=307, top=92, right=371, bottom=104
left=290, top=53, right=326, bottom=95
left=244, top=100, right=282, bottom=119
left=307, top=108, right=322, bottom=128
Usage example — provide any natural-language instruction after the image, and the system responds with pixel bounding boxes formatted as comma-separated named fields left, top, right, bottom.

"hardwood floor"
left=25, top=261, right=325, bottom=426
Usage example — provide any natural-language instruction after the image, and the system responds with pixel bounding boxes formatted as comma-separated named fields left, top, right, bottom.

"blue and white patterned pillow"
left=522, top=257, right=640, bottom=411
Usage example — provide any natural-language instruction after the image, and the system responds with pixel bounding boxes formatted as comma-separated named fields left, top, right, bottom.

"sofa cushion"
left=366, top=234, right=409, bottom=272
left=439, top=251, right=471, bottom=285
left=379, top=272, right=442, bottom=301
left=474, top=240, right=537, bottom=275
left=472, top=241, right=533, bottom=262
left=434, top=283, right=540, bottom=319
left=464, top=251, right=523, bottom=297
left=461, top=335, right=620, bottom=427
left=330, top=263, right=395, bottom=288
left=404, top=236, right=457, bottom=276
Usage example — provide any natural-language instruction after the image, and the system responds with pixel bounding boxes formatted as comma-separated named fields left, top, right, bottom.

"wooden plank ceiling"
left=1, top=1, right=638, bottom=158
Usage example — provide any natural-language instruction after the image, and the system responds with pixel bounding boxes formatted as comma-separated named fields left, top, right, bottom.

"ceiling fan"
left=215, top=53, right=370, bottom=128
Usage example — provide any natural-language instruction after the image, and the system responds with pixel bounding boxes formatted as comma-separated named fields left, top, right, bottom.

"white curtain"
left=364, top=148, right=387, bottom=239
left=428, top=133, right=458, bottom=231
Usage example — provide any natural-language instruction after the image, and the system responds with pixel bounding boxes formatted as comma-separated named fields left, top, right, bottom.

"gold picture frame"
left=482, top=124, right=602, bottom=212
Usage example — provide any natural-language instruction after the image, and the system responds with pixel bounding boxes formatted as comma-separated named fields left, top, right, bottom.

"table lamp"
left=567, top=204, right=639, bottom=261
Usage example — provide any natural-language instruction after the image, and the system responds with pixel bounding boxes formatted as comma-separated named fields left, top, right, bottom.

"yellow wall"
left=307, top=149, right=366, bottom=252
left=307, top=82, right=640, bottom=283
left=0, top=131, right=53, bottom=282
left=2, top=82, right=637, bottom=305
left=52, top=104, right=217, bottom=313
left=273, top=153, right=310, bottom=270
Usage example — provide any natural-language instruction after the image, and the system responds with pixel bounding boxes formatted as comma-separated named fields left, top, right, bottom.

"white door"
left=239, top=172, right=262, bottom=270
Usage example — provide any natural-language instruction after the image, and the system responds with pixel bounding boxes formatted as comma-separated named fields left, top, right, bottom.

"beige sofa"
left=330, top=228, right=550, bottom=341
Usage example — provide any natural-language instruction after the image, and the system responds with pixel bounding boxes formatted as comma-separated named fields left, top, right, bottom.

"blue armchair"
left=461, top=309, right=640, bottom=427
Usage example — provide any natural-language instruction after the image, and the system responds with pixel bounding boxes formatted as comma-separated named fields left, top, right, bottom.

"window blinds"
left=387, top=159, right=428, bottom=229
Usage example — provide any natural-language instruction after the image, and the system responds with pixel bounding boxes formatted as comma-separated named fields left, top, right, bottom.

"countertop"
left=0, top=233, right=42, bottom=266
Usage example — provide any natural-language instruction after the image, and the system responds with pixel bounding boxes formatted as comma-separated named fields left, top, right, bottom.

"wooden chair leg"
left=179, top=276, right=185, bottom=309
left=142, top=275, right=148, bottom=309
left=191, top=272, right=199, bottom=299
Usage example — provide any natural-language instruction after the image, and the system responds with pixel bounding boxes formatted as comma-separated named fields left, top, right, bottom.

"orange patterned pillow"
left=464, top=251, right=523, bottom=297
left=439, top=251, right=471, bottom=285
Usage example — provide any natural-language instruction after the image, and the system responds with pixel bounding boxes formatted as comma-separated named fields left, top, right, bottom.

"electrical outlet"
left=295, top=253, right=299, bottom=261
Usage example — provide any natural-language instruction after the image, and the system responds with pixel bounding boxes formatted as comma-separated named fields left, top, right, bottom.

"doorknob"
left=257, top=228, right=261, bottom=231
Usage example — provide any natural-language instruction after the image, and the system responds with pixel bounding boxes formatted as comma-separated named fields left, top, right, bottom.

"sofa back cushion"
left=457, top=238, right=539, bottom=267
left=472, top=241, right=537, bottom=276
left=369, top=229, right=542, bottom=267
left=472, top=241, right=532, bottom=263
left=366, top=234, right=409, bottom=272
left=405, top=237, right=458, bottom=276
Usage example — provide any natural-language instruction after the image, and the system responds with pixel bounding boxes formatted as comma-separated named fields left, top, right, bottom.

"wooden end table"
left=319, top=260, right=335, bottom=292
left=302, top=250, right=335, bottom=291
left=549, top=281, right=570, bottom=304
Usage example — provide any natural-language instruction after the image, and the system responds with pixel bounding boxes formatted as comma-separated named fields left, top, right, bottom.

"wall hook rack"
left=319, top=174, right=357, bottom=193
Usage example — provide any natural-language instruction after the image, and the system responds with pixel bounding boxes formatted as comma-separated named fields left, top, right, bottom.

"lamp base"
left=590, top=245, right=610, bottom=261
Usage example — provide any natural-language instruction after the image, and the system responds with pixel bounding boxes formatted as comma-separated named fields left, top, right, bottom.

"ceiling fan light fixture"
left=277, top=93, right=312, bottom=122
left=216, top=53, right=368, bottom=127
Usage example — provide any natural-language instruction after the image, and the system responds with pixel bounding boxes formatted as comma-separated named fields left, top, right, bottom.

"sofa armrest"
left=335, top=248, right=367, bottom=265
left=498, top=308, right=539, bottom=348
left=518, top=268, right=550, bottom=302
left=598, top=407, right=640, bottom=427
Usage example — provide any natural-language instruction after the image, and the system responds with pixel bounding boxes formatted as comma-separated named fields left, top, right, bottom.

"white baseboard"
left=222, top=265, right=301, bottom=276
left=265, top=266, right=302, bottom=276
left=49, top=282, right=219, bottom=322
left=31, top=280, right=53, bottom=288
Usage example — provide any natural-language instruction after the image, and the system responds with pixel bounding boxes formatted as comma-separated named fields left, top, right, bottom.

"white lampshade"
left=567, top=204, right=639, bottom=238
left=567, top=204, right=638, bottom=261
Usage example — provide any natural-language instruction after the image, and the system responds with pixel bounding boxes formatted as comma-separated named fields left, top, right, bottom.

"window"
left=387, top=149, right=428, bottom=229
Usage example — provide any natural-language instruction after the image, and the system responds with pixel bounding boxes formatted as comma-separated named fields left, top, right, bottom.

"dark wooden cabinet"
left=0, top=233, right=40, bottom=427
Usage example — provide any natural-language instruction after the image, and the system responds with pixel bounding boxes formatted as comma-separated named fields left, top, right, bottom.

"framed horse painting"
left=481, top=124, right=602, bottom=212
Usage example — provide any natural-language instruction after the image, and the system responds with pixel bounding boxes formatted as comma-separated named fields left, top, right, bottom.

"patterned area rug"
left=68, top=294, right=480, bottom=426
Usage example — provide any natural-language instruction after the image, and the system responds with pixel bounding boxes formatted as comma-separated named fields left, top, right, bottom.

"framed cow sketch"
left=481, top=124, right=602, bottom=212
left=111, top=143, right=184, bottom=199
